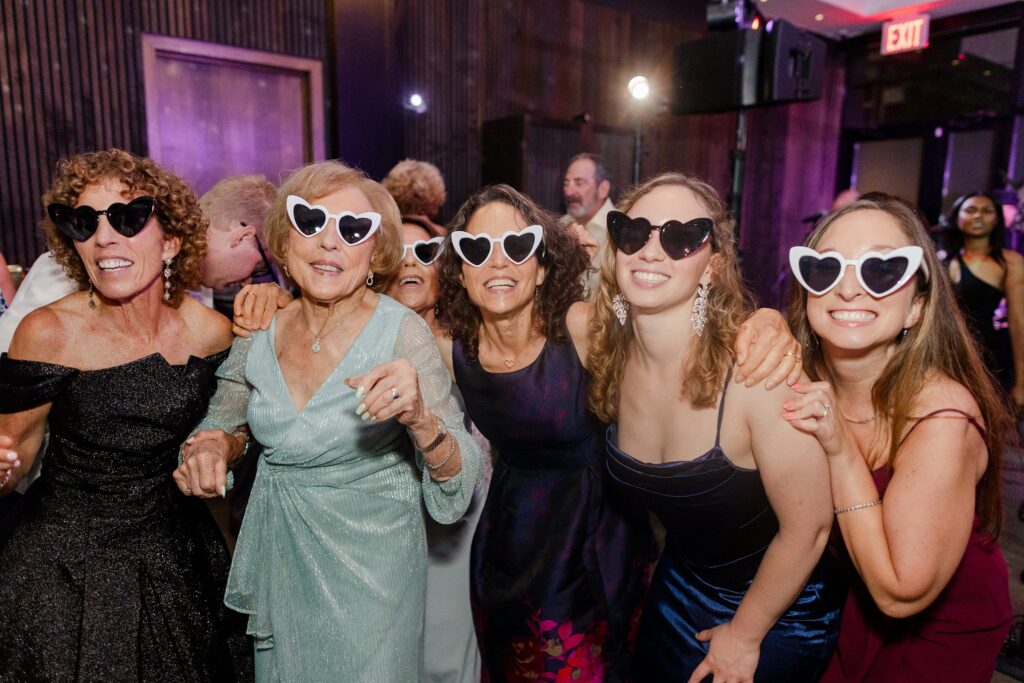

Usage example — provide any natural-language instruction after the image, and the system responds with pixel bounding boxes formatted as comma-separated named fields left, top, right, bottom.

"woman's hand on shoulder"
left=232, top=283, right=293, bottom=338
left=733, top=308, right=802, bottom=389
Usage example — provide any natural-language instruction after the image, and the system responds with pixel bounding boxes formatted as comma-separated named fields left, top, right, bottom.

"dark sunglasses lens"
left=861, top=256, right=909, bottom=295
left=608, top=213, right=651, bottom=255
left=291, top=204, right=327, bottom=236
left=660, top=219, right=713, bottom=259
left=107, top=198, right=155, bottom=237
left=49, top=204, right=94, bottom=241
left=459, top=235, right=493, bottom=266
left=799, top=255, right=842, bottom=293
left=503, top=233, right=539, bottom=264
left=414, top=242, right=441, bottom=264
left=336, top=215, right=374, bottom=245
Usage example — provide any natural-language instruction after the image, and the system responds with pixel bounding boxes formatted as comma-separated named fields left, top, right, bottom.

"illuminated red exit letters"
left=881, top=14, right=930, bottom=55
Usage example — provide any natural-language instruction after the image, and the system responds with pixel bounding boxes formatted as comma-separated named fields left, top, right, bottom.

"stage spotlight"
left=405, top=92, right=427, bottom=113
left=628, top=76, right=650, bottom=100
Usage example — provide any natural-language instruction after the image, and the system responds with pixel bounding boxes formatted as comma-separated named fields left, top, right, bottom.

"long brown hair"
left=787, top=196, right=1011, bottom=536
left=436, top=184, right=588, bottom=360
left=588, top=172, right=753, bottom=421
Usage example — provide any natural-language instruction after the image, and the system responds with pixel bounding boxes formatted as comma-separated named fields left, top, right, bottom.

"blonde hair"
left=264, top=161, right=402, bottom=280
left=588, top=172, right=753, bottom=421
left=382, top=159, right=446, bottom=217
left=787, top=196, right=1010, bottom=535
left=41, top=148, right=205, bottom=307
left=200, top=175, right=276, bottom=233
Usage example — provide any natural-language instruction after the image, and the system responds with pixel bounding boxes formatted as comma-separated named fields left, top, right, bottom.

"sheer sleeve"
left=0, top=354, right=78, bottom=413
left=394, top=313, right=484, bottom=524
left=196, top=336, right=253, bottom=434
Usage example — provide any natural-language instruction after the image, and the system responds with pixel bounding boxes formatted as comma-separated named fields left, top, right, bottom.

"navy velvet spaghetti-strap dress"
left=0, top=351, right=252, bottom=682
left=606, top=381, right=843, bottom=683
left=455, top=334, right=654, bottom=683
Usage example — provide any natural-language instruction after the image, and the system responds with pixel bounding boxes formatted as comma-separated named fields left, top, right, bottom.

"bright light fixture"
left=627, top=76, right=650, bottom=100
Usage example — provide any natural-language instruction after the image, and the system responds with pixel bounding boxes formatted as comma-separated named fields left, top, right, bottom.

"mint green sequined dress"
left=198, top=295, right=483, bottom=682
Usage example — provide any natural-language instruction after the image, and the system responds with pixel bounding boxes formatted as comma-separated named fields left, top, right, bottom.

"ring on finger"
left=785, top=350, right=803, bottom=362
left=819, top=402, right=831, bottom=419
left=390, top=387, right=400, bottom=402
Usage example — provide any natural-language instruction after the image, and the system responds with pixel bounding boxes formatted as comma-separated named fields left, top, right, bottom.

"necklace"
left=841, top=410, right=877, bottom=425
left=304, top=303, right=360, bottom=353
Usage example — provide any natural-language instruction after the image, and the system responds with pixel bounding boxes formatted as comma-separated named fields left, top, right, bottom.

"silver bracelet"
left=425, top=432, right=456, bottom=473
left=834, top=498, right=882, bottom=515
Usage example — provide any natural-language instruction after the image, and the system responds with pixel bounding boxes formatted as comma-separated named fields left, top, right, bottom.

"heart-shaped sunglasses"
left=286, top=195, right=381, bottom=246
left=607, top=210, right=714, bottom=260
left=47, top=196, right=156, bottom=242
left=789, top=245, right=928, bottom=298
left=450, top=225, right=544, bottom=267
left=401, top=237, right=445, bottom=265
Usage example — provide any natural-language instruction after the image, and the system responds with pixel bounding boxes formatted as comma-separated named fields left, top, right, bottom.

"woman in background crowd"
left=943, top=191, right=1024, bottom=405
left=383, top=159, right=447, bottom=233
left=788, top=196, right=1012, bottom=681
left=593, top=173, right=841, bottom=682
left=177, top=160, right=482, bottom=681
left=0, top=148, right=250, bottom=680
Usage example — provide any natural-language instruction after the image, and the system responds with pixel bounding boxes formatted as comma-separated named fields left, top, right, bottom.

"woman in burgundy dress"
left=785, top=194, right=1013, bottom=682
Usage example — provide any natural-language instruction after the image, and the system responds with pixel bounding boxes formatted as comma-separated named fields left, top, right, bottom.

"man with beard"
left=562, top=153, right=613, bottom=295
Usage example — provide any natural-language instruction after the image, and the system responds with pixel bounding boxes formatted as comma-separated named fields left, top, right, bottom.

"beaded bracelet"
left=425, top=432, right=457, bottom=473
left=834, top=498, right=882, bottom=515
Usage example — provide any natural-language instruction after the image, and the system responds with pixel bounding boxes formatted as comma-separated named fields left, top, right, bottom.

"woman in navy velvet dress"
left=588, top=173, right=844, bottom=683
left=786, top=196, right=1011, bottom=682
left=432, top=184, right=804, bottom=682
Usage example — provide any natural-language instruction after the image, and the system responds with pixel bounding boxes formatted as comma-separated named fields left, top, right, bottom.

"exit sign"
left=881, top=14, right=930, bottom=55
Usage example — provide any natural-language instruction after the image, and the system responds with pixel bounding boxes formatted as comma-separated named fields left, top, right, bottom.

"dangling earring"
left=898, top=328, right=908, bottom=342
left=691, top=282, right=710, bottom=335
left=282, top=263, right=291, bottom=278
left=366, top=272, right=374, bottom=287
left=163, top=257, right=173, bottom=302
left=612, top=293, right=629, bottom=326
left=434, top=303, right=441, bottom=318
left=88, top=282, right=96, bottom=309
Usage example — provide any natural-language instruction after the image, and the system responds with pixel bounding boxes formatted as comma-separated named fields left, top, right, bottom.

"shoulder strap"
left=897, top=408, right=987, bottom=448
left=715, top=368, right=733, bottom=448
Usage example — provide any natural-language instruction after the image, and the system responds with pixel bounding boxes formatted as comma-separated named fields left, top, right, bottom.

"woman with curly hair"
left=0, top=148, right=251, bottom=680
left=433, top=184, right=802, bottom=682
left=591, top=173, right=842, bottom=682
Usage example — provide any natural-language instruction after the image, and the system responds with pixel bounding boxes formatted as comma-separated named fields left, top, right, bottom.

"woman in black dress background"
left=0, top=149, right=251, bottom=681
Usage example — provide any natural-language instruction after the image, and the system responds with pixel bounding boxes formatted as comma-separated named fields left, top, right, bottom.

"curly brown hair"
left=264, top=161, right=403, bottom=284
left=588, top=173, right=753, bottom=422
left=41, top=148, right=206, bottom=306
left=437, top=184, right=588, bottom=360
left=382, top=159, right=446, bottom=217
left=788, top=196, right=1011, bottom=536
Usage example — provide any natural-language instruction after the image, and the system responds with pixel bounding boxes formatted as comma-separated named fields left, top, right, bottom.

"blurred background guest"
left=383, top=159, right=447, bottom=233
left=0, top=250, right=14, bottom=316
left=943, top=191, right=1024, bottom=406
left=0, top=148, right=250, bottom=680
left=563, top=153, right=614, bottom=295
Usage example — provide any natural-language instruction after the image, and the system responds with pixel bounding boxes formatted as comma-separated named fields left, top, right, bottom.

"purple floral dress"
left=455, top=329, right=654, bottom=683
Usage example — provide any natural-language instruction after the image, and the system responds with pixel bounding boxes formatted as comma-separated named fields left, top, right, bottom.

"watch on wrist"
left=418, top=416, right=448, bottom=453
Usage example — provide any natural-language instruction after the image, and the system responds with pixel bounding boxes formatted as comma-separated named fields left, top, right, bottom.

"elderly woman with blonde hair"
left=176, top=159, right=483, bottom=682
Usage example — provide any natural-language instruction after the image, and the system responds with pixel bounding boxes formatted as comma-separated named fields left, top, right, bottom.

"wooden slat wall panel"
left=0, top=0, right=325, bottom=267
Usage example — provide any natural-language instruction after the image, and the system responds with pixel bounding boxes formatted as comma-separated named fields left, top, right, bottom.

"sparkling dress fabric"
left=0, top=350, right=253, bottom=682
left=198, top=295, right=483, bottom=682
left=455, top=332, right=654, bottom=683
left=821, top=421, right=1011, bottom=683
left=606, top=382, right=844, bottom=683
left=952, top=253, right=1014, bottom=392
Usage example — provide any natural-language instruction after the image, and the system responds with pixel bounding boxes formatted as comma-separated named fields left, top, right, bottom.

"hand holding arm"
left=732, top=308, right=802, bottom=389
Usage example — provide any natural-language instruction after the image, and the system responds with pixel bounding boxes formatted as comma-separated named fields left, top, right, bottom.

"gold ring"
left=785, top=351, right=802, bottom=361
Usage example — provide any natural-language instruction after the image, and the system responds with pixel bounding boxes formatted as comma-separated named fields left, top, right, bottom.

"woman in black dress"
left=943, top=191, right=1024, bottom=406
left=0, top=149, right=251, bottom=681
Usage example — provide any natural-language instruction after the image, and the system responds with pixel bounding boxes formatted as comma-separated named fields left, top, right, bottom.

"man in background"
left=562, top=153, right=614, bottom=296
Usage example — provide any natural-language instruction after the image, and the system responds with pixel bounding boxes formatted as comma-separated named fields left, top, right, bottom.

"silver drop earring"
left=163, top=258, right=173, bottom=301
left=691, top=282, right=710, bottom=335
left=366, top=272, right=374, bottom=287
left=612, top=293, right=629, bottom=326
left=88, top=282, right=96, bottom=309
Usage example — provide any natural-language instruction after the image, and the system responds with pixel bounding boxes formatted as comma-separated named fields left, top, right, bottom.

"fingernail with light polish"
left=219, top=485, right=227, bottom=498
left=355, top=386, right=366, bottom=399
left=361, top=413, right=371, bottom=422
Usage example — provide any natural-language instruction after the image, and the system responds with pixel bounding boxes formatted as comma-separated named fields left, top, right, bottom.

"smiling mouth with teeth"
left=486, top=279, right=516, bottom=289
left=98, top=259, right=133, bottom=271
left=400, top=276, right=423, bottom=286
left=830, top=310, right=876, bottom=322
left=311, top=264, right=342, bottom=273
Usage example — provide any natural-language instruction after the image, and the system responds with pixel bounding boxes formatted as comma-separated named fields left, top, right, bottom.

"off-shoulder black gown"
left=0, top=351, right=252, bottom=682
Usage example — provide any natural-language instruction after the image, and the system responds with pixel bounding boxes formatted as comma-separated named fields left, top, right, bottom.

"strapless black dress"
left=0, top=351, right=252, bottom=682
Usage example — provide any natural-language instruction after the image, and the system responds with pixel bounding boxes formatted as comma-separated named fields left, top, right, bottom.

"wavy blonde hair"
left=265, top=161, right=403, bottom=282
left=382, top=159, right=446, bottom=217
left=588, top=173, right=753, bottom=421
left=41, top=148, right=206, bottom=307
left=788, top=196, right=1011, bottom=535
